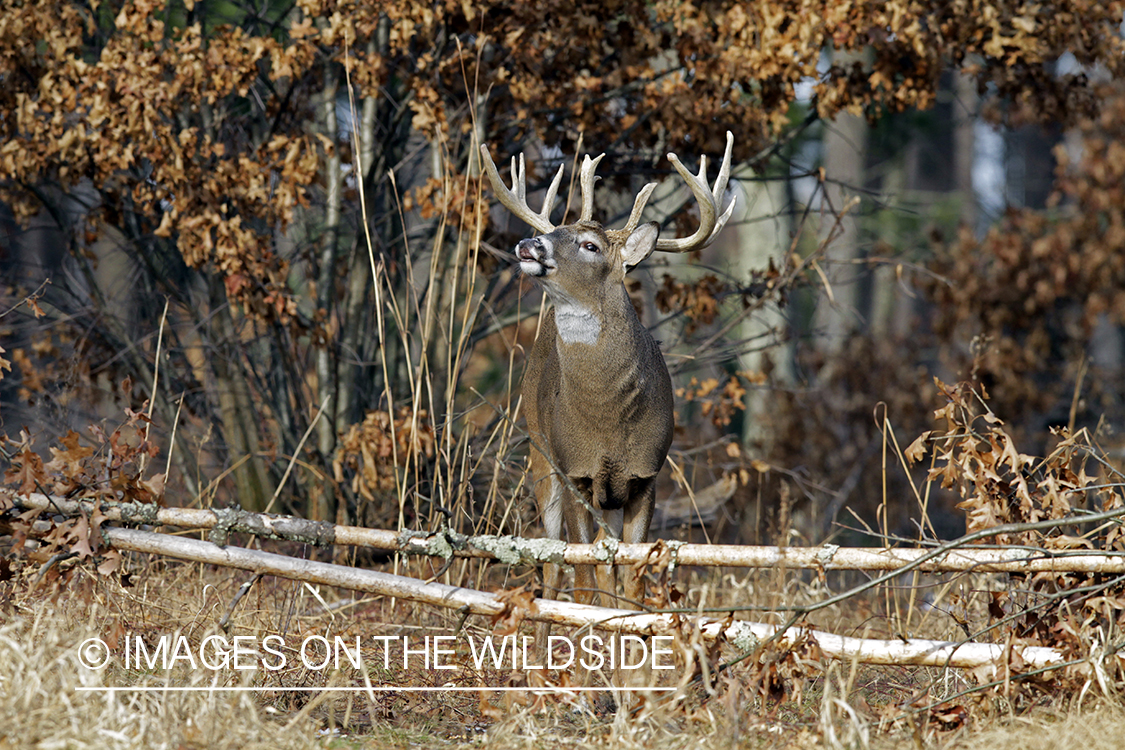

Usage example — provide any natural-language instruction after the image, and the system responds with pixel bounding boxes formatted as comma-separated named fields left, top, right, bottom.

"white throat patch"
left=554, top=300, right=602, bottom=345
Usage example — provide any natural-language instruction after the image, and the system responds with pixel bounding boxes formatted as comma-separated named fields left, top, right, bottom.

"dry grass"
left=0, top=608, right=320, bottom=749
left=943, top=706, right=1125, bottom=750
left=1, top=546, right=1118, bottom=750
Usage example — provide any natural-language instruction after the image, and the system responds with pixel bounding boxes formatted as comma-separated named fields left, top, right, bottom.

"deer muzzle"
left=516, top=236, right=553, bottom=276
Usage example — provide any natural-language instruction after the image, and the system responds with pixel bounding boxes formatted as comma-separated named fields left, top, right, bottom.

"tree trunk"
left=207, top=277, right=275, bottom=511
left=731, top=176, right=792, bottom=452
left=813, top=51, right=869, bottom=357
left=313, top=63, right=342, bottom=522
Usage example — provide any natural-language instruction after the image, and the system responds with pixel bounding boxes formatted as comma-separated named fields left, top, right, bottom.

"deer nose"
left=516, top=237, right=543, bottom=261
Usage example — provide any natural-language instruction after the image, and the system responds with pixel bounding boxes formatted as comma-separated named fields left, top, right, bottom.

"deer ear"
left=621, top=222, right=660, bottom=270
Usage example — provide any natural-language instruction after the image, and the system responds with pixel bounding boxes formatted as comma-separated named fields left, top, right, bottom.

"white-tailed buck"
left=481, top=133, right=735, bottom=658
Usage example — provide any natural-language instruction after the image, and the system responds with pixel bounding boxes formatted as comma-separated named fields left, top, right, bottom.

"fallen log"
left=11, top=492, right=1125, bottom=575
left=101, top=526, right=1069, bottom=671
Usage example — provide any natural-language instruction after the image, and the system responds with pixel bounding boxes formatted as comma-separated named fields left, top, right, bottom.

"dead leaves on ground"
left=1, top=395, right=165, bottom=584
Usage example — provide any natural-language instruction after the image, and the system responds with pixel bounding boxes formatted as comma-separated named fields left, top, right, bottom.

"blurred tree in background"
left=1, top=0, right=1122, bottom=547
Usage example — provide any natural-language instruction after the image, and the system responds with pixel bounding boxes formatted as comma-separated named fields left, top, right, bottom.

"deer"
left=480, top=133, right=735, bottom=681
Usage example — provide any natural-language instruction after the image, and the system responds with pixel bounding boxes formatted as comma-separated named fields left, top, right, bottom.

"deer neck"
left=547, top=281, right=637, bottom=349
left=544, top=283, right=657, bottom=440
left=553, top=300, right=602, bottom=346
left=549, top=282, right=651, bottom=394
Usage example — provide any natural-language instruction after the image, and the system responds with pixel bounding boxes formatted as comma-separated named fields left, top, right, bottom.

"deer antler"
left=479, top=144, right=565, bottom=235
left=482, top=132, right=735, bottom=251
left=621, top=131, right=736, bottom=253
left=578, top=153, right=605, bottom=222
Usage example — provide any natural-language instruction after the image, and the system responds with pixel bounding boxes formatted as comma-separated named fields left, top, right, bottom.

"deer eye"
left=581, top=241, right=600, bottom=253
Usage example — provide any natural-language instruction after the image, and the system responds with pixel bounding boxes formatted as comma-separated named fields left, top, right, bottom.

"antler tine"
left=479, top=144, right=561, bottom=235
left=713, top=131, right=734, bottom=204
left=541, top=161, right=565, bottom=224
left=512, top=155, right=525, bottom=203
left=578, top=153, right=605, bottom=222
left=655, top=131, right=737, bottom=253
left=621, top=181, right=659, bottom=233
left=706, top=192, right=738, bottom=245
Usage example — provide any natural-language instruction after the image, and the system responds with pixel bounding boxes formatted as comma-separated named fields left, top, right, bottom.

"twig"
left=33, top=551, right=78, bottom=585
left=218, top=572, right=262, bottom=631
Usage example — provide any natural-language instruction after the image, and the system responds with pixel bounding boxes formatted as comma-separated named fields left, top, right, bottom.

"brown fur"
left=518, top=220, right=673, bottom=661
left=481, top=136, right=735, bottom=693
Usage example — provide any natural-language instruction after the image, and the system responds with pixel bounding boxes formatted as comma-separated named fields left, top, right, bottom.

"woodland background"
left=2, top=0, right=1125, bottom=554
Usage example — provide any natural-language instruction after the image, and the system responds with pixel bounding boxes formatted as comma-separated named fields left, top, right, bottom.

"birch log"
left=11, top=493, right=1125, bottom=575
left=98, top=526, right=1069, bottom=671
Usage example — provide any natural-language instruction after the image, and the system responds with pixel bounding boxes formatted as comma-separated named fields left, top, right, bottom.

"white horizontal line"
left=76, top=686, right=677, bottom=693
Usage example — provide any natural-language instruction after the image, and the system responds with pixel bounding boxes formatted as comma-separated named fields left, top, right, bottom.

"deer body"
left=480, top=134, right=736, bottom=673
left=519, top=222, right=674, bottom=611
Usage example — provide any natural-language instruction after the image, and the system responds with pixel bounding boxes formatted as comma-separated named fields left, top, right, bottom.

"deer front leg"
left=621, top=476, right=657, bottom=607
left=591, top=524, right=617, bottom=609
left=620, top=477, right=658, bottom=700
left=573, top=477, right=621, bottom=608
left=560, top=483, right=607, bottom=700
left=563, top=484, right=600, bottom=607
left=535, top=473, right=564, bottom=663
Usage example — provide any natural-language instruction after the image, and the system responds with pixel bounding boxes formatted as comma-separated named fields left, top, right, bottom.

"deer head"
left=480, top=134, right=735, bottom=685
left=482, top=133, right=735, bottom=345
